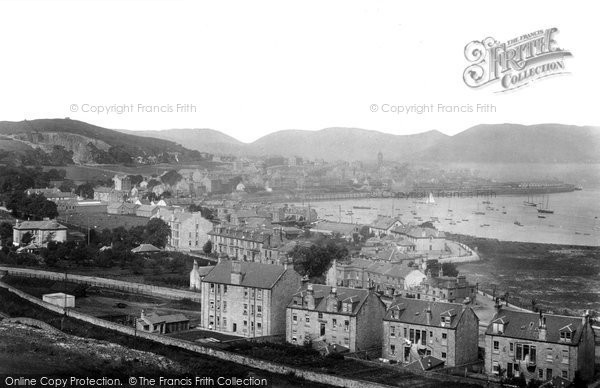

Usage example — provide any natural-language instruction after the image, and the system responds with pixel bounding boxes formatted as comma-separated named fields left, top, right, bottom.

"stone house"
left=167, top=212, right=213, bottom=251
left=200, top=260, right=301, bottom=337
left=484, top=308, right=595, bottom=383
left=286, top=284, right=386, bottom=353
left=382, top=298, right=479, bottom=367
left=13, top=219, right=68, bottom=246
left=136, top=310, right=189, bottom=334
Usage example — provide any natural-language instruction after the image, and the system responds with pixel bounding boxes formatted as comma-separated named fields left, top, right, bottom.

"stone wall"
left=0, top=280, right=401, bottom=388
left=0, top=266, right=201, bottom=302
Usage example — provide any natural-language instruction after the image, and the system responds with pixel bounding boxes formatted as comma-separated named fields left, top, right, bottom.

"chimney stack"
left=231, top=260, right=242, bottom=285
left=426, top=305, right=432, bottom=325
left=538, top=311, right=547, bottom=341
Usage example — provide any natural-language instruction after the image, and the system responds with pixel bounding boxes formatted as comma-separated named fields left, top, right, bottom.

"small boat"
left=574, top=186, right=583, bottom=191
left=537, top=195, right=554, bottom=214
left=473, top=211, right=485, bottom=215
left=514, top=221, right=523, bottom=226
left=480, top=224, right=490, bottom=227
left=353, top=206, right=371, bottom=210
left=502, top=211, right=507, bottom=214
left=461, top=218, right=469, bottom=222
left=482, top=200, right=491, bottom=204
left=538, top=215, right=545, bottom=219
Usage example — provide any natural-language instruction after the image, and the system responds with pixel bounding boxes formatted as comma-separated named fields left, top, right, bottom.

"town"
left=0, top=153, right=597, bottom=388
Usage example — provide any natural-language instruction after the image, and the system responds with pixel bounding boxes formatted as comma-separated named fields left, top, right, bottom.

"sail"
left=426, top=192, right=435, bottom=204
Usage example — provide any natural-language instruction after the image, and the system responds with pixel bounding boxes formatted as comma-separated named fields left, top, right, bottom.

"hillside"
left=247, top=127, right=448, bottom=160
left=0, top=119, right=204, bottom=165
left=120, top=128, right=245, bottom=155
left=416, top=123, right=600, bottom=163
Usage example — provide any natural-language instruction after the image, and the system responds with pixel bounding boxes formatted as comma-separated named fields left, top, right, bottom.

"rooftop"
left=486, top=308, right=587, bottom=344
left=384, top=298, right=473, bottom=329
left=201, top=260, right=287, bottom=289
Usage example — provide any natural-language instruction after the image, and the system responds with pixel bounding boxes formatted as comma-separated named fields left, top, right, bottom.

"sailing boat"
left=537, top=195, right=554, bottom=214
left=524, top=192, right=537, bottom=207
left=425, top=192, right=436, bottom=205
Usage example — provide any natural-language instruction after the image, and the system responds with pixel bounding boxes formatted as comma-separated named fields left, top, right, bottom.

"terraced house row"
left=190, top=260, right=595, bottom=385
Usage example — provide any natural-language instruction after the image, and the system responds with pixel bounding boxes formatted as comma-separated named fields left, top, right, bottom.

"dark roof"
left=310, top=221, right=359, bottom=236
left=141, top=312, right=189, bottom=325
left=288, top=284, right=371, bottom=316
left=15, top=220, right=67, bottom=230
left=370, top=216, right=402, bottom=230
left=485, top=309, right=586, bottom=345
left=405, top=355, right=445, bottom=371
left=391, top=225, right=445, bottom=239
left=384, top=298, right=474, bottom=329
left=208, top=225, right=273, bottom=243
left=201, top=260, right=287, bottom=289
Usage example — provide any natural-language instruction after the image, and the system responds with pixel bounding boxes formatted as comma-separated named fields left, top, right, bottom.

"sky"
left=0, top=0, right=598, bottom=143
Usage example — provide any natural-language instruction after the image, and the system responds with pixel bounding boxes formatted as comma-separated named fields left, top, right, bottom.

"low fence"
left=0, top=266, right=201, bottom=302
left=0, top=280, right=401, bottom=388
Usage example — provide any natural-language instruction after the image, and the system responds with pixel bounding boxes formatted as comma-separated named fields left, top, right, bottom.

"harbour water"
left=305, top=188, right=600, bottom=247
left=299, top=188, right=600, bottom=312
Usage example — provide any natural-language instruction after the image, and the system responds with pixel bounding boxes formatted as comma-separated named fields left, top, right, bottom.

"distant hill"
left=416, top=123, right=600, bottom=163
left=0, top=119, right=204, bottom=165
left=120, top=128, right=246, bottom=156
left=247, top=127, right=448, bottom=161
left=2, top=120, right=598, bottom=165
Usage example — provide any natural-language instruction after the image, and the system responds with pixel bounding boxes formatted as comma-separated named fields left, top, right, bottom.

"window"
left=441, top=352, right=447, bottom=359
left=223, top=301, right=227, bottom=313
left=222, top=317, right=227, bottom=328
left=562, top=350, right=569, bottom=364
left=538, top=369, right=543, bottom=379
left=305, top=315, right=310, bottom=325
left=318, top=312, right=323, bottom=319
left=560, top=331, right=572, bottom=342
left=332, top=318, right=337, bottom=329
left=390, top=326, right=396, bottom=337
left=292, top=314, right=298, bottom=324
left=243, top=320, right=247, bottom=327
left=516, top=344, right=536, bottom=363
left=257, top=290, right=262, bottom=299
left=410, top=329, right=415, bottom=343
left=210, top=283, right=215, bottom=293
left=344, top=320, right=350, bottom=332
left=561, top=370, right=568, bottom=379
left=243, top=304, right=248, bottom=315
left=546, top=348, right=553, bottom=362
left=404, top=327, right=408, bottom=338
left=493, top=341, right=499, bottom=353
left=509, top=343, right=514, bottom=353
left=244, top=288, right=248, bottom=297
left=344, top=337, right=349, bottom=345
left=390, top=345, right=396, bottom=355
left=257, top=322, right=262, bottom=330
left=223, top=285, right=228, bottom=294
left=210, top=301, right=215, bottom=310
left=257, top=305, right=262, bottom=317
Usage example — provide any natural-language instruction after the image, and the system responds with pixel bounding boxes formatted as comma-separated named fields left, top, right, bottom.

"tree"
left=441, top=262, right=458, bottom=277
left=0, top=222, right=12, bottom=246
left=144, top=218, right=171, bottom=248
left=21, top=232, right=33, bottom=245
left=292, top=239, right=348, bottom=278
left=203, top=240, right=213, bottom=254
left=160, top=170, right=182, bottom=186
left=76, top=183, right=95, bottom=199
left=59, top=180, right=76, bottom=193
